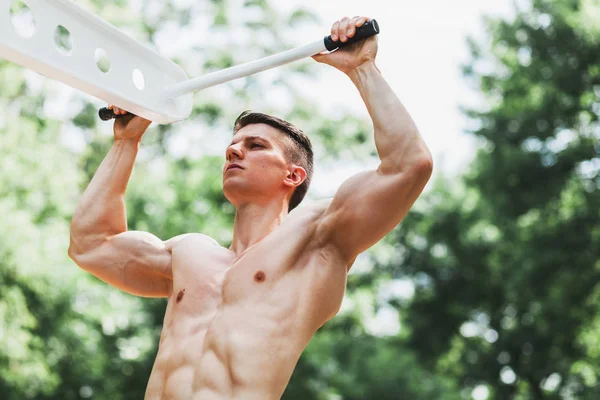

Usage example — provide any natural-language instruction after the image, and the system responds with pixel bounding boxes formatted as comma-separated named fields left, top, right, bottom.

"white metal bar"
left=165, top=40, right=326, bottom=99
left=0, top=0, right=192, bottom=123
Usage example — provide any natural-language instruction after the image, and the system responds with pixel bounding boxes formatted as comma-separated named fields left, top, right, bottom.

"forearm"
left=347, top=62, right=432, bottom=173
left=70, top=138, right=140, bottom=252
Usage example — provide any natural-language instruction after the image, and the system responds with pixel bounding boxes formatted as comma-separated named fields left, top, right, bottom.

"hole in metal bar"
left=10, top=0, right=36, bottom=38
left=54, top=25, right=72, bottom=56
left=132, top=69, right=145, bottom=90
left=95, top=48, right=111, bottom=73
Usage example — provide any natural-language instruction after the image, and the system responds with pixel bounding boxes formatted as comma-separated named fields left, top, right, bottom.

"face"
left=222, top=124, right=304, bottom=208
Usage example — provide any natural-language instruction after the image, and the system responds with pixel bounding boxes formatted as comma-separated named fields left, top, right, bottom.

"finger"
left=347, top=16, right=360, bottom=37
left=338, top=17, right=350, bottom=42
left=356, top=16, right=368, bottom=28
left=130, top=115, right=152, bottom=131
left=312, top=52, right=327, bottom=63
left=312, top=49, right=338, bottom=65
left=331, top=20, right=340, bottom=42
left=140, top=117, right=152, bottom=127
left=312, top=53, right=327, bottom=63
left=108, top=104, right=114, bottom=110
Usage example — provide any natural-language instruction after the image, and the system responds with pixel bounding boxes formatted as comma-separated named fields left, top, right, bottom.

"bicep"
left=317, top=164, right=431, bottom=261
left=71, top=231, right=173, bottom=298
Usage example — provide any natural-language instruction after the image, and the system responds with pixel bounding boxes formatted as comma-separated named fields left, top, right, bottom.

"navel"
left=254, top=271, right=266, bottom=283
left=176, top=289, right=185, bottom=303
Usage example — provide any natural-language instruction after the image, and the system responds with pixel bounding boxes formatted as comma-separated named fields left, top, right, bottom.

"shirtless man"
left=68, top=16, right=433, bottom=399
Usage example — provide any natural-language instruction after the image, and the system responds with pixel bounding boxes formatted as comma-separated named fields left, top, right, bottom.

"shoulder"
left=164, top=233, right=221, bottom=252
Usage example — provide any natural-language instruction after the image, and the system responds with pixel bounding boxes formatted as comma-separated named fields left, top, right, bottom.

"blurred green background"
left=1, top=0, right=599, bottom=399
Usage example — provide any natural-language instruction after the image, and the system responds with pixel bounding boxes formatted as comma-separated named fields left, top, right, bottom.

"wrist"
left=114, top=137, right=142, bottom=146
left=347, top=60, right=380, bottom=83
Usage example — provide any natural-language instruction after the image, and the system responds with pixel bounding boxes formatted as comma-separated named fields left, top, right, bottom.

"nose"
left=226, top=143, right=243, bottom=162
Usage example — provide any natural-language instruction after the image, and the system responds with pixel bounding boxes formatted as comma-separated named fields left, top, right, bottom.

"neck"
left=229, top=198, right=289, bottom=256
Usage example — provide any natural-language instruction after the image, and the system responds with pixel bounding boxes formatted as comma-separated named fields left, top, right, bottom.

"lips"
left=226, top=163, right=243, bottom=171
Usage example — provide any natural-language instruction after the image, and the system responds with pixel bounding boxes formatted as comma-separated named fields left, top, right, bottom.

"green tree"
left=380, top=0, right=600, bottom=398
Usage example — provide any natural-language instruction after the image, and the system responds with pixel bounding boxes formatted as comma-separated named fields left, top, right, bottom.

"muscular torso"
left=145, top=201, right=350, bottom=400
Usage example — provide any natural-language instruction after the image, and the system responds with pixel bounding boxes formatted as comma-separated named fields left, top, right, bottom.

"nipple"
left=176, top=289, right=185, bottom=303
left=254, top=271, right=266, bottom=283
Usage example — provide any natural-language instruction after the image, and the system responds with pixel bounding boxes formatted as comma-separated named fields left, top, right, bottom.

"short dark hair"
left=233, top=111, right=313, bottom=211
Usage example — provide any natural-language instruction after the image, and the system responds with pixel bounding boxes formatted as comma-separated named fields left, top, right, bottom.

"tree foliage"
left=379, top=0, right=600, bottom=398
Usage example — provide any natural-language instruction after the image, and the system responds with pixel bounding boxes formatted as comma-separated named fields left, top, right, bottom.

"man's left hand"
left=313, top=16, right=378, bottom=75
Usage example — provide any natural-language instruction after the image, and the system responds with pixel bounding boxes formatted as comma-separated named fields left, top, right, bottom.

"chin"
left=224, top=180, right=275, bottom=209
left=223, top=181, right=251, bottom=207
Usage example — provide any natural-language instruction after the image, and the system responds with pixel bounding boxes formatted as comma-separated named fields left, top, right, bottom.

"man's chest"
left=164, top=204, right=345, bottom=320
left=167, top=231, right=316, bottom=307
left=167, top=234, right=230, bottom=315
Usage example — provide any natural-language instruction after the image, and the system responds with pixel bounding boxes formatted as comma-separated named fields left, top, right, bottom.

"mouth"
left=226, top=164, right=243, bottom=171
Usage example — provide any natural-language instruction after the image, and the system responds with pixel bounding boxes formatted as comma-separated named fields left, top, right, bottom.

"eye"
left=250, top=143, right=264, bottom=149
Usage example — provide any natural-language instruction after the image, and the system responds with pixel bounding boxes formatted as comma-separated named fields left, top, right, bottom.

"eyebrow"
left=229, top=136, right=269, bottom=147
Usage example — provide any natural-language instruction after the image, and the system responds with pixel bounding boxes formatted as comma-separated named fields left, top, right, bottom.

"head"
left=223, top=111, right=313, bottom=212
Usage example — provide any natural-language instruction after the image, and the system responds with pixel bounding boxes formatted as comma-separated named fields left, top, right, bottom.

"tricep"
left=68, top=230, right=173, bottom=298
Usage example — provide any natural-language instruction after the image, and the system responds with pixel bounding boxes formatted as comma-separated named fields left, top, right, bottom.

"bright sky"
left=273, top=0, right=514, bottom=196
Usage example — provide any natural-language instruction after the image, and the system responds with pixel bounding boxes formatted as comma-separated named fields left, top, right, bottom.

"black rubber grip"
left=324, top=19, right=379, bottom=52
left=99, top=107, right=120, bottom=121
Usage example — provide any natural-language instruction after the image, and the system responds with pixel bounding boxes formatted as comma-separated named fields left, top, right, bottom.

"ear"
left=283, top=165, right=307, bottom=189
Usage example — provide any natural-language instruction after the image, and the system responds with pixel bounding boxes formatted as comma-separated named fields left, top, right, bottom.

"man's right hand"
left=108, top=105, right=152, bottom=141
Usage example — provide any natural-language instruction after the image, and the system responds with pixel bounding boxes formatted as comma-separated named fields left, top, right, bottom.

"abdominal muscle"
left=145, top=299, right=315, bottom=400
left=144, top=312, right=215, bottom=400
